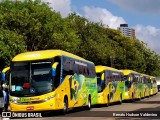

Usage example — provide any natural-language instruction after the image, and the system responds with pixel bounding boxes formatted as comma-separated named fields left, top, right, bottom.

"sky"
left=42, top=0, right=160, bottom=54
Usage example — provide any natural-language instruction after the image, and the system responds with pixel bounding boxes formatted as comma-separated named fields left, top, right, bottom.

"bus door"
left=134, top=74, right=140, bottom=98
left=104, top=70, right=111, bottom=100
left=112, top=74, right=118, bottom=101
left=109, top=71, right=116, bottom=101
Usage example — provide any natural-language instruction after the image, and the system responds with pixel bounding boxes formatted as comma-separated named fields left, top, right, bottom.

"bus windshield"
left=10, top=60, right=53, bottom=97
left=123, top=75, right=131, bottom=89
left=97, top=73, right=105, bottom=92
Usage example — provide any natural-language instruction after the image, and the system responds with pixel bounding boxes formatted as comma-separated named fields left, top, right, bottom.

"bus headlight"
left=125, top=92, right=129, bottom=96
left=44, top=94, right=56, bottom=101
left=10, top=97, right=20, bottom=103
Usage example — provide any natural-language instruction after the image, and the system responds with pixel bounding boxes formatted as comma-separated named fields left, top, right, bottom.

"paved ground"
left=1, top=92, right=160, bottom=120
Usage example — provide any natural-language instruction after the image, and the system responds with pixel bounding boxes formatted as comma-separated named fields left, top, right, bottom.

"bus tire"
left=119, top=93, right=122, bottom=104
left=139, top=92, right=141, bottom=100
left=62, top=97, right=68, bottom=115
left=106, top=95, right=110, bottom=107
left=131, top=93, right=134, bottom=102
left=86, top=95, right=91, bottom=110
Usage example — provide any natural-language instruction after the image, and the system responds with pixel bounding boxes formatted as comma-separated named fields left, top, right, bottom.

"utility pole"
left=110, top=56, right=115, bottom=67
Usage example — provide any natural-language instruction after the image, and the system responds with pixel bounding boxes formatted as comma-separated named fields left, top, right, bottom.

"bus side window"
left=85, top=67, right=89, bottom=77
left=78, top=64, right=83, bottom=75
left=73, top=62, right=79, bottom=74
left=88, top=64, right=92, bottom=78
left=53, top=57, right=61, bottom=89
left=88, top=64, right=96, bottom=78
left=111, top=74, right=113, bottom=82
left=54, top=63, right=61, bottom=88
left=118, top=73, right=121, bottom=81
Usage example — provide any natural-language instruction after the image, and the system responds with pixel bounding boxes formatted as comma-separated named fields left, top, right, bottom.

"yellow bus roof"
left=12, top=49, right=93, bottom=64
left=141, top=73, right=150, bottom=77
left=150, top=76, right=155, bottom=78
left=120, top=69, right=139, bottom=75
left=95, top=65, right=121, bottom=73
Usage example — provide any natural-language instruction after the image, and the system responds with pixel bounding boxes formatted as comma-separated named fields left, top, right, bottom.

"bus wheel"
left=131, top=93, right=134, bottom=102
left=119, top=94, right=122, bottom=104
left=86, top=96, right=91, bottom=110
left=62, top=98, right=68, bottom=114
left=139, top=93, right=141, bottom=101
left=106, top=95, right=110, bottom=107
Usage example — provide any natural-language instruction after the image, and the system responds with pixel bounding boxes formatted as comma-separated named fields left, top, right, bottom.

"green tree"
left=0, top=28, right=26, bottom=70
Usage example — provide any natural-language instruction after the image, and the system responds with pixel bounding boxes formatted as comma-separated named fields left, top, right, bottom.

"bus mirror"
left=128, top=77, right=131, bottom=81
left=1, top=72, right=5, bottom=81
left=101, top=73, right=104, bottom=80
left=52, top=62, right=59, bottom=69
left=52, top=62, right=59, bottom=77
left=52, top=69, right=56, bottom=77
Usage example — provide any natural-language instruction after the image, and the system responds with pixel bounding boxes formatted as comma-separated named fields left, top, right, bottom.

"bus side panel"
left=97, top=86, right=109, bottom=104
left=111, top=81, right=120, bottom=102
left=133, top=83, right=140, bottom=99
left=66, top=75, right=97, bottom=108
left=85, top=77, right=98, bottom=105
left=69, top=74, right=87, bottom=108
left=108, top=82, right=117, bottom=103
left=117, top=81, right=125, bottom=101
left=137, top=83, right=144, bottom=98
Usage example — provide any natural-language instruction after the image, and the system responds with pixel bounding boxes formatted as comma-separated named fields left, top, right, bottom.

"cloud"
left=83, top=5, right=160, bottom=53
left=110, top=0, right=160, bottom=14
left=0, top=0, right=72, bottom=17
left=42, top=0, right=71, bottom=17
left=135, top=25, right=160, bottom=53
left=83, top=6, right=126, bottom=29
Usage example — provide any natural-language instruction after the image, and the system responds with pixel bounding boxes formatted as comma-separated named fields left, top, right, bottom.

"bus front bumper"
left=97, top=93, right=106, bottom=104
left=150, top=89, right=154, bottom=95
left=123, top=91, right=131, bottom=100
left=10, top=100, right=62, bottom=112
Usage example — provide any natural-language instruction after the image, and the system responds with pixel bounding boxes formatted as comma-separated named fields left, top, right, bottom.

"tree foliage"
left=0, top=0, right=160, bottom=76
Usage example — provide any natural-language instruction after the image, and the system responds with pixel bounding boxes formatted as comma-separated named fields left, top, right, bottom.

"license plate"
left=26, top=106, right=34, bottom=110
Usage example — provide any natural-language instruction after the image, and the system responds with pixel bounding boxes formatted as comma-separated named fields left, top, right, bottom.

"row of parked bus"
left=0, top=50, right=158, bottom=114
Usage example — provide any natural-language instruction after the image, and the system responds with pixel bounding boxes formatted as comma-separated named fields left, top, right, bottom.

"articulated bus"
left=150, top=76, right=158, bottom=95
left=121, top=70, right=143, bottom=101
left=141, top=74, right=151, bottom=97
left=96, top=66, right=125, bottom=106
left=9, top=50, right=98, bottom=113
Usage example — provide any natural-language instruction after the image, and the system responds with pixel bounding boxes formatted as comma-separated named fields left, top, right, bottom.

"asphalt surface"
left=1, top=92, right=160, bottom=120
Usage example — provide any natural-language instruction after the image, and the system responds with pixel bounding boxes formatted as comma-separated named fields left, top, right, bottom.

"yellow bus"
left=141, top=74, right=150, bottom=97
left=150, top=76, right=158, bottom=95
left=96, top=66, right=125, bottom=106
left=9, top=50, right=98, bottom=113
left=121, top=70, right=142, bottom=101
